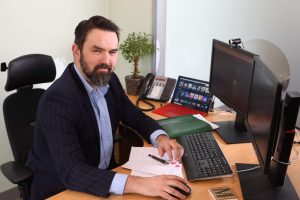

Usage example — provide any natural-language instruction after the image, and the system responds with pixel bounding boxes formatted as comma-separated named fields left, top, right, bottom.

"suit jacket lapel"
left=68, top=64, right=100, bottom=144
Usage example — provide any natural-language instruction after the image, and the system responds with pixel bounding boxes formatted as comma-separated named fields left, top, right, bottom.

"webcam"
left=229, top=38, right=242, bottom=48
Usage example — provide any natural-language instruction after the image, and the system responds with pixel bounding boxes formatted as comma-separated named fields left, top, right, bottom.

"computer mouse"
left=170, top=182, right=191, bottom=197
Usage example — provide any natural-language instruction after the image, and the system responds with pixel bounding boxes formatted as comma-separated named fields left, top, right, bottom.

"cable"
left=237, top=165, right=260, bottom=173
left=271, top=156, right=291, bottom=165
left=136, top=97, right=155, bottom=112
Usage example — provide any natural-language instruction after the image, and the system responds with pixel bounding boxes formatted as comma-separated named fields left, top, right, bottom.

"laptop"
left=152, top=76, right=213, bottom=117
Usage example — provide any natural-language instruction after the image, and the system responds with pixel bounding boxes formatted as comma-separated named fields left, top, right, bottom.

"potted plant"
left=119, top=32, right=155, bottom=95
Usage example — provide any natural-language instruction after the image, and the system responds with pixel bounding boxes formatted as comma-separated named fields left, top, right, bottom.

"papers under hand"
left=122, top=147, right=184, bottom=178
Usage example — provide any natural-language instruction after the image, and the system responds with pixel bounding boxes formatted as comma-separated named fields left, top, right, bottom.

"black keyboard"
left=177, top=132, right=233, bottom=181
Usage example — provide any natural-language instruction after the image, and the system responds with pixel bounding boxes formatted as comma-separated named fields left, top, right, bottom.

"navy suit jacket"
left=26, top=64, right=161, bottom=199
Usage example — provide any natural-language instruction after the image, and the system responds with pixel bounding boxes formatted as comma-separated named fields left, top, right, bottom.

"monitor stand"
left=214, top=112, right=251, bottom=144
left=214, top=121, right=251, bottom=144
left=236, top=163, right=299, bottom=200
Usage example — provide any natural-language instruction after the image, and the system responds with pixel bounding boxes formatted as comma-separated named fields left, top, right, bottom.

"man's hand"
left=156, top=135, right=183, bottom=161
left=124, top=175, right=189, bottom=200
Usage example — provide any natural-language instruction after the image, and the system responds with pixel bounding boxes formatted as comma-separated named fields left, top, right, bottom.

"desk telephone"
left=136, top=73, right=176, bottom=111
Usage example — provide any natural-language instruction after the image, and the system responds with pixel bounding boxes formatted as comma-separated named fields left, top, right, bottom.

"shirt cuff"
left=109, top=173, right=128, bottom=194
left=150, top=129, right=168, bottom=147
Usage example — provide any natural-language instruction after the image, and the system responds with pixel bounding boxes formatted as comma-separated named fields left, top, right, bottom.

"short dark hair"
left=74, top=15, right=120, bottom=50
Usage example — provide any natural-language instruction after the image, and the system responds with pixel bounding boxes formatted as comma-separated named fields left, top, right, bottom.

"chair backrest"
left=3, top=54, right=56, bottom=164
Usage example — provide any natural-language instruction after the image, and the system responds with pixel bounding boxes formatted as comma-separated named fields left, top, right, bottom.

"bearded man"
left=26, top=15, right=189, bottom=200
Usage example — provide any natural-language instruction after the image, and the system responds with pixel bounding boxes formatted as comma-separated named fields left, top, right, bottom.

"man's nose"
left=100, top=52, right=110, bottom=64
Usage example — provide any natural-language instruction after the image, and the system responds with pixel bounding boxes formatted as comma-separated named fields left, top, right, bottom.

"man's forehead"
left=87, top=29, right=118, bottom=41
left=83, top=29, right=117, bottom=48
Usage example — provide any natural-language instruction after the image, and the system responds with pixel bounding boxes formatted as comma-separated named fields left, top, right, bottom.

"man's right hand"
left=124, top=175, right=190, bottom=200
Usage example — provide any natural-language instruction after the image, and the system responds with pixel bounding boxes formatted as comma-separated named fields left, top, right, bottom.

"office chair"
left=1, top=54, right=56, bottom=200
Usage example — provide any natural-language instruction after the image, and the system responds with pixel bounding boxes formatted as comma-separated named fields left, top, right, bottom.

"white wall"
left=110, top=0, right=154, bottom=86
left=164, top=0, right=300, bottom=125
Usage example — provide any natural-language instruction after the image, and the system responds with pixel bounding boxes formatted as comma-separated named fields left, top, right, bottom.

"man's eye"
left=110, top=51, right=117, bottom=55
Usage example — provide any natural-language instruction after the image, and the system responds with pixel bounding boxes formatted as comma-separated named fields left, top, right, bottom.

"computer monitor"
left=246, top=57, right=283, bottom=174
left=209, top=39, right=255, bottom=144
left=237, top=56, right=299, bottom=199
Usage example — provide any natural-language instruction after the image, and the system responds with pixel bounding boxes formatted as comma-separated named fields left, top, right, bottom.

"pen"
left=148, top=154, right=169, bottom=165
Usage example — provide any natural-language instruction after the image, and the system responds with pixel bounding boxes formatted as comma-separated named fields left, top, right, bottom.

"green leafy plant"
left=119, top=32, right=155, bottom=79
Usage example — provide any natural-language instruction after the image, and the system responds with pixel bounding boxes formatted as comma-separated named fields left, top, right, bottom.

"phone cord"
left=136, top=97, right=155, bottom=111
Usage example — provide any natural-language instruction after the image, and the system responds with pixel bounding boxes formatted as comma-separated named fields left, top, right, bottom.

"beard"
left=80, top=55, right=113, bottom=87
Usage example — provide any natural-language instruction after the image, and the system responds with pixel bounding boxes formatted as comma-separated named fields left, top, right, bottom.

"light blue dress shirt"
left=73, top=64, right=167, bottom=194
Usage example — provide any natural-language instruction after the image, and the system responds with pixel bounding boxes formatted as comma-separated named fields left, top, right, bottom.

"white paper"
left=193, top=114, right=220, bottom=129
left=122, top=147, right=184, bottom=178
left=131, top=170, right=154, bottom=177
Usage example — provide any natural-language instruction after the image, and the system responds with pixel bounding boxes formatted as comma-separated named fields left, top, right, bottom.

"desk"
left=48, top=96, right=300, bottom=200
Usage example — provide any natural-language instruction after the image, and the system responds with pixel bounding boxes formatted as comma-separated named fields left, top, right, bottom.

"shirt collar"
left=73, top=64, right=109, bottom=96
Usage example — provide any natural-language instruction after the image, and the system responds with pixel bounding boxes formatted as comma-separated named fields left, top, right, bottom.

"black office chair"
left=1, top=54, right=56, bottom=200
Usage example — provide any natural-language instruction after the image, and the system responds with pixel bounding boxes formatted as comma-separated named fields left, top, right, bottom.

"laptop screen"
left=171, top=76, right=213, bottom=113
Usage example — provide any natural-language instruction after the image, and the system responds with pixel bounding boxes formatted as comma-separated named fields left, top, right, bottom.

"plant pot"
left=125, top=75, right=144, bottom=95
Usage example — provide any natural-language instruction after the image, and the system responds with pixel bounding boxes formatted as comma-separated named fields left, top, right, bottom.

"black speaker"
left=269, top=91, right=300, bottom=186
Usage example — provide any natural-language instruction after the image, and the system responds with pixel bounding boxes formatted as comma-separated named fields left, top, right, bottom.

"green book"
left=157, top=115, right=213, bottom=138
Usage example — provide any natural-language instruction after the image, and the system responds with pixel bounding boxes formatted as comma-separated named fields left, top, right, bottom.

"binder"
left=157, top=114, right=217, bottom=138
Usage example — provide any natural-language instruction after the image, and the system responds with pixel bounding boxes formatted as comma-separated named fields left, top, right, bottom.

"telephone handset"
left=136, top=73, right=176, bottom=111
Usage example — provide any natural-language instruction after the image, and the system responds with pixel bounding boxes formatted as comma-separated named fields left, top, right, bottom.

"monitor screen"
left=171, top=76, right=213, bottom=113
left=246, top=57, right=283, bottom=174
left=209, top=39, right=255, bottom=143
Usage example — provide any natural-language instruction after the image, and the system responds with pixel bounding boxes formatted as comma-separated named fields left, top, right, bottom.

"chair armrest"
left=1, top=161, right=32, bottom=184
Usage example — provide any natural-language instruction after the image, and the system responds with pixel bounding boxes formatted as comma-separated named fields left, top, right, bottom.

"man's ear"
left=72, top=44, right=80, bottom=61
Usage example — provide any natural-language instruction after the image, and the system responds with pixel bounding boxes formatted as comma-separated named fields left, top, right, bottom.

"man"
left=26, top=15, right=190, bottom=200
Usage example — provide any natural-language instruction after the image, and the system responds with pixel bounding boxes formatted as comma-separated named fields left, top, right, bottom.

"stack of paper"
left=122, top=147, right=184, bottom=178
left=193, top=114, right=219, bottom=129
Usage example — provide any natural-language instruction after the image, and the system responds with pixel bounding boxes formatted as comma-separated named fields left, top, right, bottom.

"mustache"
left=95, top=63, right=112, bottom=70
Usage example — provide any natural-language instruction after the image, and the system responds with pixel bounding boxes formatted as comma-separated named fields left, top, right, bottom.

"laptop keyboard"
left=177, top=132, right=233, bottom=181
